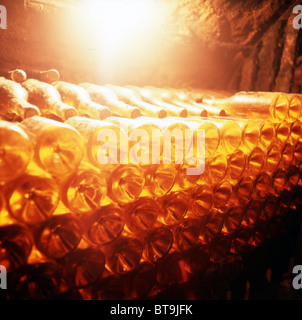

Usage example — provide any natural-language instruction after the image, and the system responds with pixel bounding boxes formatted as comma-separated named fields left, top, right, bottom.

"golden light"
left=70, top=0, right=165, bottom=77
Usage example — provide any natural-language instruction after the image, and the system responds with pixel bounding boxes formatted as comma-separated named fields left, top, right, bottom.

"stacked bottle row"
left=1, top=78, right=302, bottom=299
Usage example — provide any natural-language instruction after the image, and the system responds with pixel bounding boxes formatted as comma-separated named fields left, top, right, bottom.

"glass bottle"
left=107, top=164, right=145, bottom=205
left=123, top=197, right=159, bottom=236
left=80, top=83, right=142, bottom=119
left=65, top=116, right=128, bottom=168
left=35, top=213, right=83, bottom=260
left=20, top=116, right=85, bottom=177
left=105, top=236, right=143, bottom=275
left=104, top=84, right=167, bottom=118
left=0, top=78, right=40, bottom=120
left=0, top=223, right=33, bottom=272
left=144, top=86, right=211, bottom=117
left=21, top=78, right=77, bottom=120
left=0, top=120, right=32, bottom=184
left=190, top=184, right=213, bottom=219
left=63, top=247, right=106, bottom=289
left=126, top=85, right=189, bottom=117
left=143, top=226, right=174, bottom=262
left=53, top=81, right=111, bottom=120
left=5, top=171, right=59, bottom=226
left=157, top=190, right=189, bottom=226
left=85, top=203, right=125, bottom=246
left=61, top=166, right=107, bottom=215
left=203, top=91, right=289, bottom=123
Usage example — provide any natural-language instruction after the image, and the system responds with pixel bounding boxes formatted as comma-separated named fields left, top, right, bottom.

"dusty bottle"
left=203, top=91, right=289, bottom=123
left=210, top=234, right=233, bottom=263
left=144, top=226, right=174, bottom=262
left=106, top=115, right=163, bottom=165
left=145, top=86, right=210, bottom=117
left=0, top=223, right=33, bottom=272
left=289, top=119, right=302, bottom=143
left=53, top=81, right=111, bottom=120
left=221, top=205, right=244, bottom=235
left=280, top=142, right=295, bottom=169
left=174, top=218, right=202, bottom=252
left=167, top=87, right=229, bottom=115
left=156, top=252, right=186, bottom=287
left=190, top=184, right=213, bottom=219
left=213, top=179, right=233, bottom=209
left=0, top=78, right=40, bottom=120
left=21, top=79, right=77, bottom=120
left=271, top=168, right=288, bottom=196
left=124, top=261, right=157, bottom=299
left=80, top=83, right=142, bottom=119
left=175, top=117, right=220, bottom=158
left=63, top=247, right=106, bottom=289
left=142, top=164, right=177, bottom=198
left=0, top=120, right=32, bottom=184
left=225, top=149, right=246, bottom=181
left=65, top=116, right=128, bottom=169
left=199, top=208, right=225, bottom=245
left=274, top=120, right=290, bottom=148
left=35, top=213, right=83, bottom=260
left=252, top=172, right=272, bottom=200
left=7, top=261, right=66, bottom=300
left=293, top=142, right=302, bottom=166
left=158, top=190, right=189, bottom=226
left=123, top=197, right=159, bottom=236
left=206, top=117, right=242, bottom=154
left=107, top=164, right=145, bottom=205
left=241, top=199, right=263, bottom=228
left=285, top=93, right=301, bottom=122
left=105, top=236, right=143, bottom=275
left=62, top=166, right=107, bottom=215
left=5, top=171, right=59, bottom=226
left=245, top=146, right=265, bottom=177
left=202, top=152, right=228, bottom=185
left=231, top=175, right=254, bottom=205
left=127, top=85, right=189, bottom=117
left=104, top=84, right=167, bottom=118
left=20, top=116, right=85, bottom=177
left=85, top=204, right=125, bottom=246
left=265, top=144, right=281, bottom=172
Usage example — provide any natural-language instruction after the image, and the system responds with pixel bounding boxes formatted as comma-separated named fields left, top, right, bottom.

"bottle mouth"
left=158, top=109, right=167, bottom=118
left=131, top=107, right=142, bottom=119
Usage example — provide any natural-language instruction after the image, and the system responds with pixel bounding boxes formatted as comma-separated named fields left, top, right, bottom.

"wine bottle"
left=20, top=116, right=85, bottom=177
left=53, top=81, right=111, bottom=120
left=0, top=120, right=32, bottom=184
left=104, top=84, right=167, bottom=118
left=22, top=79, right=77, bottom=120
left=80, top=83, right=141, bottom=119
left=0, top=78, right=40, bottom=120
